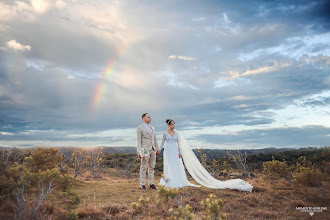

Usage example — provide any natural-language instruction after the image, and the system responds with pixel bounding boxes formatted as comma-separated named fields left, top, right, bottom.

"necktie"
left=148, top=125, right=152, bottom=137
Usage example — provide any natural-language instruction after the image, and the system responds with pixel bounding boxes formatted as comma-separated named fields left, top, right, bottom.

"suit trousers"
left=140, top=150, right=156, bottom=186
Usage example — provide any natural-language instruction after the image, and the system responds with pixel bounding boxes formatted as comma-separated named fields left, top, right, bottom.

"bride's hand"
left=179, top=154, right=182, bottom=158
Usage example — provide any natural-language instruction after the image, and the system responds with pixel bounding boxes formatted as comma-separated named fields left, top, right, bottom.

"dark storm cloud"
left=219, top=0, right=330, bottom=28
left=0, top=115, right=30, bottom=133
left=0, top=129, right=125, bottom=143
left=157, top=56, right=329, bottom=129
left=196, top=126, right=330, bottom=147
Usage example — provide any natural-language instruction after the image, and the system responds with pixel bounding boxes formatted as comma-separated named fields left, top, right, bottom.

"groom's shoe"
left=150, top=184, right=158, bottom=189
left=141, top=185, right=147, bottom=191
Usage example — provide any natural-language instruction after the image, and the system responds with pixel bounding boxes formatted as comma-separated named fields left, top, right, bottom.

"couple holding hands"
left=136, top=113, right=253, bottom=192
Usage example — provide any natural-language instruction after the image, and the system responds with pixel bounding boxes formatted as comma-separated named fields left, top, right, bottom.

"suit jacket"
left=136, top=123, right=159, bottom=153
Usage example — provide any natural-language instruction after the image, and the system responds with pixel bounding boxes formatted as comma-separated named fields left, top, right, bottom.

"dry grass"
left=66, top=168, right=329, bottom=220
left=1, top=168, right=329, bottom=219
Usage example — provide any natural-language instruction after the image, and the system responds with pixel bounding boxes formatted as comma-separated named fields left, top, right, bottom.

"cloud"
left=192, top=16, right=206, bottom=22
left=161, top=70, right=199, bottom=89
left=0, top=1, right=35, bottom=22
left=1, top=0, right=330, bottom=148
left=30, top=0, right=52, bottom=14
left=238, top=32, right=330, bottom=61
left=326, top=77, right=330, bottom=87
left=228, top=61, right=292, bottom=79
left=7, top=40, right=31, bottom=51
left=294, top=90, right=330, bottom=107
left=0, top=132, right=14, bottom=136
left=168, top=55, right=196, bottom=61
left=196, top=126, right=330, bottom=148
left=55, top=0, right=66, bottom=9
left=0, top=128, right=130, bottom=147
left=213, top=78, right=233, bottom=88
left=30, top=0, right=66, bottom=14
left=299, top=54, right=330, bottom=65
left=233, top=104, right=249, bottom=109
left=230, top=96, right=254, bottom=101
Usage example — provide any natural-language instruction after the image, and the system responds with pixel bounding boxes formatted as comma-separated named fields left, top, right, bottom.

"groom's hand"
left=156, top=150, right=160, bottom=156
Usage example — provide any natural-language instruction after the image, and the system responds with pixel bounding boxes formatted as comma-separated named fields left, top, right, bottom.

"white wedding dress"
left=159, top=131, right=200, bottom=188
left=159, top=130, right=254, bottom=192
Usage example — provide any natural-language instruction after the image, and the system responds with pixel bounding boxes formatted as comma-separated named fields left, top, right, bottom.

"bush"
left=263, top=156, right=328, bottom=199
left=169, top=204, right=195, bottom=220
left=156, top=185, right=180, bottom=203
left=0, top=148, right=73, bottom=219
left=293, top=156, right=324, bottom=187
left=262, top=156, right=294, bottom=184
left=130, top=195, right=150, bottom=213
left=200, top=194, right=226, bottom=220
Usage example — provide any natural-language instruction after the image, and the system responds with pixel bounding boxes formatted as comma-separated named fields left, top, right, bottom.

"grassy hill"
left=0, top=146, right=329, bottom=219
left=15, top=169, right=329, bottom=219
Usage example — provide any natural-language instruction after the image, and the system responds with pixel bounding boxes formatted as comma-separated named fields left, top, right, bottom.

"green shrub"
left=293, top=156, right=324, bottom=187
left=262, top=156, right=294, bottom=184
left=200, top=194, right=226, bottom=220
left=131, top=195, right=150, bottom=213
left=169, top=204, right=195, bottom=220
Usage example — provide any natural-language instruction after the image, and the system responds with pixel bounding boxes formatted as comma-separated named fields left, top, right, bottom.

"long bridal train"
left=176, top=130, right=254, bottom=192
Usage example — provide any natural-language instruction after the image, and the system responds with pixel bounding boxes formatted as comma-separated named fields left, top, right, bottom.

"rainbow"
left=91, top=47, right=128, bottom=111
left=92, top=60, right=116, bottom=110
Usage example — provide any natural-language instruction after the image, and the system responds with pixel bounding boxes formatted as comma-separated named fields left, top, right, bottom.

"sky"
left=0, top=0, right=329, bottom=149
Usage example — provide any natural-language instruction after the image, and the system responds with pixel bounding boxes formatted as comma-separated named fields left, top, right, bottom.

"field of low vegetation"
left=0, top=146, right=329, bottom=219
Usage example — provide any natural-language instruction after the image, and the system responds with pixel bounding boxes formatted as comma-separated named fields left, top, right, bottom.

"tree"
left=226, top=150, right=250, bottom=179
left=107, top=153, right=137, bottom=179
left=1, top=148, right=72, bottom=219
left=71, top=149, right=86, bottom=179
left=0, top=148, right=24, bottom=203
left=84, top=147, right=106, bottom=179
left=25, top=147, right=65, bottom=172
left=0, top=148, right=22, bottom=176
left=6, top=163, right=72, bottom=219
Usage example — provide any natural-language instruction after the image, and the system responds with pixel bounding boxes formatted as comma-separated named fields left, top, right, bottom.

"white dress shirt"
left=144, top=122, right=152, bottom=136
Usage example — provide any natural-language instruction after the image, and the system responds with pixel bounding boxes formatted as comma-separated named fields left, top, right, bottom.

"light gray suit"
left=136, top=123, right=159, bottom=186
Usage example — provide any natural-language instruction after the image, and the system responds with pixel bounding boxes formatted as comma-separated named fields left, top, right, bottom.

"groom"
left=136, top=113, right=160, bottom=191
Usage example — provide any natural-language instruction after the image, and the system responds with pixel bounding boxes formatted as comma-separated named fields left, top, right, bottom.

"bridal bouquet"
left=139, top=148, right=151, bottom=157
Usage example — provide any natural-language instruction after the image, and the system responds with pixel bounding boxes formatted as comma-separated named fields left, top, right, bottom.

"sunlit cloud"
left=230, top=96, right=254, bottom=101
left=55, top=0, right=66, bottom=9
left=7, top=40, right=31, bottom=51
left=0, top=1, right=35, bottom=22
left=168, top=55, right=196, bottom=61
left=30, top=0, right=52, bottom=13
left=0, top=132, right=14, bottom=136
left=233, top=104, right=249, bottom=109
left=228, top=62, right=292, bottom=79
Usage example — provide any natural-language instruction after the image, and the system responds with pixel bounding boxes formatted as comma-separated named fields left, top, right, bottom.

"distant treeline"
left=1, top=146, right=329, bottom=171
left=196, top=146, right=329, bottom=171
left=245, top=146, right=330, bottom=170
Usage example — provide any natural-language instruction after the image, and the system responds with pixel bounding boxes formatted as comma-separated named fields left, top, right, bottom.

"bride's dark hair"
left=166, top=119, right=175, bottom=125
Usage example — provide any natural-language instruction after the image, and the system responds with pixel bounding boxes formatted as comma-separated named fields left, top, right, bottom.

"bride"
left=159, top=119, right=253, bottom=192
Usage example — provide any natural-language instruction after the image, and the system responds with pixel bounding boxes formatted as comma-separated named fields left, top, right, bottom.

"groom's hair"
left=142, top=113, right=148, bottom=119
